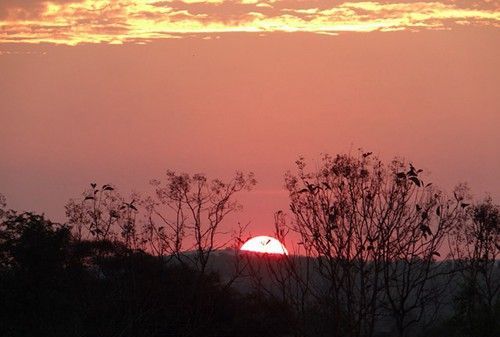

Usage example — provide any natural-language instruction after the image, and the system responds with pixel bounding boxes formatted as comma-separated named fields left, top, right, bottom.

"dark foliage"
left=0, top=152, right=499, bottom=337
left=0, top=211, right=292, bottom=337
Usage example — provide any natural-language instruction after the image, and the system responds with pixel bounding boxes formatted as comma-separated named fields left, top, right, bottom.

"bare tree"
left=141, top=171, right=255, bottom=337
left=279, top=152, right=466, bottom=337
left=449, top=196, right=500, bottom=336
left=143, top=171, right=256, bottom=273
left=65, top=183, right=140, bottom=249
left=261, top=211, right=316, bottom=337
left=378, top=178, right=466, bottom=337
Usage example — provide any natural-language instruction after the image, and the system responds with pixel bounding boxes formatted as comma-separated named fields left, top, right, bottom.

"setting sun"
left=240, top=235, right=288, bottom=255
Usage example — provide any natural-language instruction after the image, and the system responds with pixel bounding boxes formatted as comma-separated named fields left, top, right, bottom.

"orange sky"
left=0, top=1, right=499, bottom=241
left=1, top=0, right=499, bottom=44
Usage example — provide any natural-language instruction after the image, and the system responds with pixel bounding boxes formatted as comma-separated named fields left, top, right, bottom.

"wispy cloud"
left=0, top=0, right=498, bottom=45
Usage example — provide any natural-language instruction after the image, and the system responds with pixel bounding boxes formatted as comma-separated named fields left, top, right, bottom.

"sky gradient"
left=0, top=0, right=499, bottom=240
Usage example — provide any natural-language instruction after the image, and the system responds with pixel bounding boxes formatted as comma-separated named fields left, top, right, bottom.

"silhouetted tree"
left=272, top=152, right=466, bottom=337
left=142, top=171, right=256, bottom=336
left=144, top=171, right=256, bottom=272
left=243, top=211, right=316, bottom=337
left=2, top=157, right=500, bottom=337
left=0, top=210, right=74, bottom=337
left=65, top=183, right=140, bottom=248
left=449, top=196, right=500, bottom=337
left=0, top=198, right=294, bottom=337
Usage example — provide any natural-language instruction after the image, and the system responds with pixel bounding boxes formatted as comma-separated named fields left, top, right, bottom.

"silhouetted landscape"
left=1, top=1, right=499, bottom=336
left=1, top=153, right=498, bottom=337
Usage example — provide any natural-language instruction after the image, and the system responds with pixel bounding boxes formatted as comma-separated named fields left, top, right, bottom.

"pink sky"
left=0, top=1, right=499, bottom=240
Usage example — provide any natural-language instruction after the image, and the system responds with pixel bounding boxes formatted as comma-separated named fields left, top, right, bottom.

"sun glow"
left=240, top=235, right=288, bottom=255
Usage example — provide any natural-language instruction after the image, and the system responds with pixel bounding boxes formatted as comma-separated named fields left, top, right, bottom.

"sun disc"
left=240, top=235, right=288, bottom=255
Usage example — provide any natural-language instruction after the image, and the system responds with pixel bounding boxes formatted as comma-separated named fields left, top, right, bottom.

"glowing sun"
left=240, top=236, right=288, bottom=255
